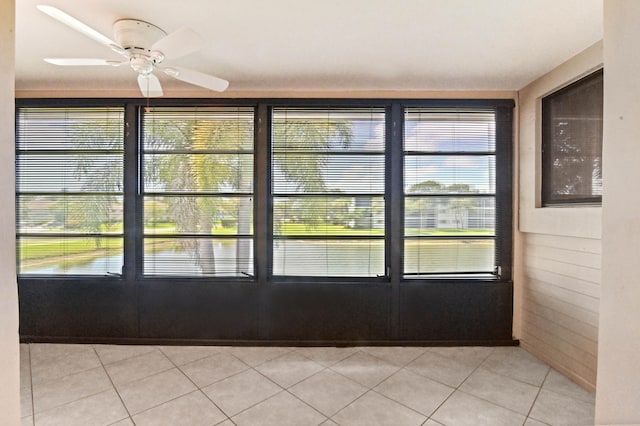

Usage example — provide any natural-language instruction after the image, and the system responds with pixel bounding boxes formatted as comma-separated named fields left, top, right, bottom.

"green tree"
left=406, top=180, right=442, bottom=233
left=73, top=119, right=123, bottom=248
left=272, top=119, right=352, bottom=231
left=145, top=117, right=251, bottom=275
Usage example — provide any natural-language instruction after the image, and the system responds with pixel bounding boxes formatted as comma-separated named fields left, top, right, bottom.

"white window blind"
left=16, top=107, right=124, bottom=275
left=142, top=107, right=254, bottom=276
left=272, top=108, right=386, bottom=277
left=404, top=109, right=496, bottom=276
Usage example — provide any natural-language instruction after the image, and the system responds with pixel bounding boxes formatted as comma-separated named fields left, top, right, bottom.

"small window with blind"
left=271, top=108, right=386, bottom=277
left=542, top=69, right=603, bottom=206
left=16, top=107, right=125, bottom=275
left=142, top=107, right=254, bottom=277
left=404, top=109, right=497, bottom=277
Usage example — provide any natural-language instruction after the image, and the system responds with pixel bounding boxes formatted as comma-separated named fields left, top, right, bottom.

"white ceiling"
left=15, top=0, right=603, bottom=95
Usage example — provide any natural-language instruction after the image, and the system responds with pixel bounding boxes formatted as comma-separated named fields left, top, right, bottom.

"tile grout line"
left=91, top=345, right=134, bottom=425
left=525, top=367, right=552, bottom=424
left=28, top=345, right=114, bottom=421
left=29, top=346, right=102, bottom=389
left=421, top=347, right=497, bottom=424
left=157, top=345, right=234, bottom=368
left=245, top=350, right=332, bottom=422
left=161, top=347, right=234, bottom=424
left=215, top=348, right=363, bottom=422
left=325, top=349, right=412, bottom=423
left=26, top=344, right=588, bottom=426
left=331, top=347, right=439, bottom=421
left=458, top=349, right=552, bottom=424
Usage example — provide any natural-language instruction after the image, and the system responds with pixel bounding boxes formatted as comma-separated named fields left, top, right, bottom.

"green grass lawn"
left=19, top=222, right=494, bottom=265
left=277, top=222, right=493, bottom=237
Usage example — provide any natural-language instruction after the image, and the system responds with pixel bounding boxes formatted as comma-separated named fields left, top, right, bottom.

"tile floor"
left=19, top=344, right=595, bottom=426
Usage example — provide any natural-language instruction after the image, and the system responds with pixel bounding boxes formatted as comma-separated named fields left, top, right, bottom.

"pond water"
left=22, top=240, right=494, bottom=276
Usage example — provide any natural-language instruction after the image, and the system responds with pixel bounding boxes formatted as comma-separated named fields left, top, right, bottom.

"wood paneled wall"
left=520, top=233, right=599, bottom=390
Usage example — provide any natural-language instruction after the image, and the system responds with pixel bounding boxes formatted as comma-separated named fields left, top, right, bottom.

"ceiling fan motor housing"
left=113, top=19, right=166, bottom=57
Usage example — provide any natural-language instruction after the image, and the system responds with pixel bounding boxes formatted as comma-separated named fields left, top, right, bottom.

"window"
left=16, top=106, right=124, bottom=275
left=404, top=109, right=497, bottom=276
left=16, top=99, right=513, bottom=281
left=542, top=69, right=603, bottom=205
left=142, top=107, right=254, bottom=276
left=271, top=108, right=386, bottom=277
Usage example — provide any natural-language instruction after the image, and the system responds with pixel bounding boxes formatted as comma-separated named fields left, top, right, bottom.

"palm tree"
left=145, top=114, right=250, bottom=275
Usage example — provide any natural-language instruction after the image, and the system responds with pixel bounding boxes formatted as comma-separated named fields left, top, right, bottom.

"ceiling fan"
left=37, top=5, right=229, bottom=97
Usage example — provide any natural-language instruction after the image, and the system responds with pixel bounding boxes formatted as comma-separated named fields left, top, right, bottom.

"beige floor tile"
left=228, top=346, right=291, bottom=367
left=432, top=390, right=526, bottom=426
left=256, top=352, right=324, bottom=388
left=20, top=344, right=31, bottom=389
left=289, top=369, right=367, bottom=416
left=459, top=367, right=539, bottom=415
left=21, top=343, right=595, bottom=426
left=117, top=368, right=196, bottom=415
left=31, top=346, right=102, bottom=386
left=529, top=389, right=595, bottom=426
left=294, top=346, right=359, bottom=366
left=30, top=344, right=90, bottom=363
left=524, top=418, right=549, bottom=426
left=405, top=351, right=476, bottom=388
left=32, top=366, right=112, bottom=413
left=105, top=349, right=173, bottom=387
left=33, top=389, right=128, bottom=426
left=333, top=391, right=426, bottom=426
left=132, top=390, right=227, bottom=426
left=180, top=352, right=248, bottom=388
left=360, top=347, right=427, bottom=367
left=232, top=391, right=326, bottom=426
left=374, top=368, right=454, bottom=417
left=93, top=344, right=155, bottom=365
left=21, top=385, right=33, bottom=418
left=542, top=369, right=595, bottom=404
left=330, top=352, right=399, bottom=388
left=425, top=346, right=494, bottom=368
left=108, top=419, right=134, bottom=426
left=202, top=369, right=282, bottom=417
left=482, top=347, right=550, bottom=386
left=157, top=345, right=228, bottom=366
left=320, top=420, right=339, bottom=426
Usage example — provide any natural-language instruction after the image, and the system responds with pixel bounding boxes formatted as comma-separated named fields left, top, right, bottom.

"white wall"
left=516, top=42, right=603, bottom=391
left=0, top=0, right=21, bottom=424
left=596, top=0, right=640, bottom=423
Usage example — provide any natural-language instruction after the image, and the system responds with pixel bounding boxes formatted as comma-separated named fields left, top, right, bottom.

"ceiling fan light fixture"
left=130, top=56, right=154, bottom=75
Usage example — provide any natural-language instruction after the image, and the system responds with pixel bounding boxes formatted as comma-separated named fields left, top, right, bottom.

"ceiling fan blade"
left=138, top=74, right=163, bottom=98
left=37, top=5, right=119, bottom=48
left=164, top=66, right=229, bottom=92
left=151, top=28, right=203, bottom=59
left=44, top=58, right=124, bottom=66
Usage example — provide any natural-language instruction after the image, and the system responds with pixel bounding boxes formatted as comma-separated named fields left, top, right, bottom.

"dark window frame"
left=541, top=69, right=604, bottom=206
left=403, top=107, right=498, bottom=278
left=15, top=100, right=127, bottom=277
left=15, top=98, right=513, bottom=283
left=270, top=106, right=387, bottom=279
left=140, top=106, right=256, bottom=278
